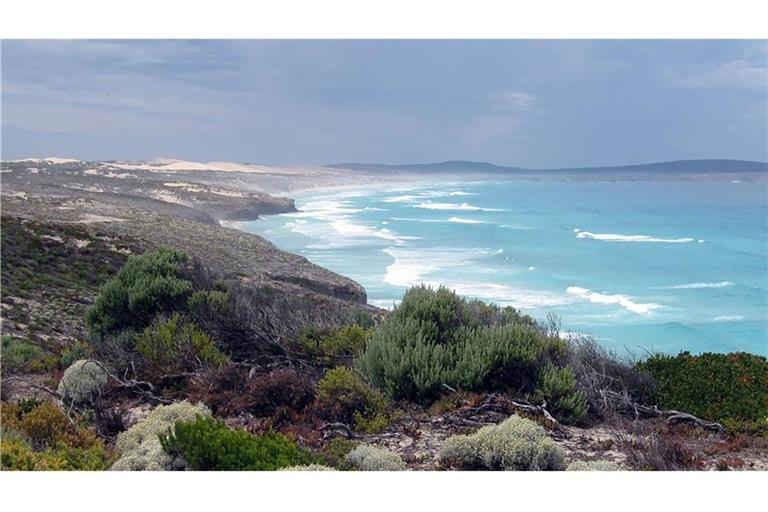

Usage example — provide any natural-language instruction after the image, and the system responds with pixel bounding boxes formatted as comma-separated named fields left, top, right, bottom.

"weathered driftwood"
left=451, top=393, right=561, bottom=430
left=603, top=390, right=725, bottom=433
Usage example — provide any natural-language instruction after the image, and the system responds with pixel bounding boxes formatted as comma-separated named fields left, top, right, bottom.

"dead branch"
left=319, top=422, right=363, bottom=439
left=603, top=390, right=725, bottom=433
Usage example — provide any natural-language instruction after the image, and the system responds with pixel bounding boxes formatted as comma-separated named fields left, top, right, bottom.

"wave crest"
left=574, top=229, right=694, bottom=244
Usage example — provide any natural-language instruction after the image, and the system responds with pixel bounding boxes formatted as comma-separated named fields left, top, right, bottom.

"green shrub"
left=439, top=415, right=565, bottom=471
left=59, top=341, right=93, bottom=369
left=135, top=313, right=229, bottom=376
left=1, top=336, right=46, bottom=373
left=111, top=401, right=211, bottom=471
left=188, top=290, right=230, bottom=314
left=315, top=367, right=393, bottom=433
left=298, top=325, right=371, bottom=363
left=638, top=352, right=768, bottom=428
left=355, top=286, right=582, bottom=424
left=344, top=444, right=406, bottom=471
left=159, top=416, right=314, bottom=471
left=566, top=460, right=623, bottom=471
left=57, top=359, right=110, bottom=404
left=86, top=248, right=193, bottom=337
left=535, top=365, right=588, bottom=424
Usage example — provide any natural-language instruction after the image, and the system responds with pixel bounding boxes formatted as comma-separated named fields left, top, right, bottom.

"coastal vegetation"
left=2, top=240, right=767, bottom=472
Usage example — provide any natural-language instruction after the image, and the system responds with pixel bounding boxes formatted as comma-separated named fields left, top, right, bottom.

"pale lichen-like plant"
left=111, top=401, right=211, bottom=471
left=566, top=460, right=623, bottom=471
left=57, top=359, right=109, bottom=404
left=439, top=414, right=565, bottom=471
left=345, top=444, right=406, bottom=471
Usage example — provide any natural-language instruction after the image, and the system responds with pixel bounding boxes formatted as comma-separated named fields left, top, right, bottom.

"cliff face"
left=0, top=185, right=374, bottom=359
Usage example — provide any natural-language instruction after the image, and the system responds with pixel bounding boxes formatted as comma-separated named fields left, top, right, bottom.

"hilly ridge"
left=330, top=158, right=768, bottom=175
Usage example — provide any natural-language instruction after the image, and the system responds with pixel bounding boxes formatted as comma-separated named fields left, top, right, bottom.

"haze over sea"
left=241, top=177, right=768, bottom=356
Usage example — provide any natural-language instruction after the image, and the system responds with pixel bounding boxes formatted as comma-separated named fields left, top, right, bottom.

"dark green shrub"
left=315, top=367, right=393, bottom=432
left=135, top=313, right=229, bottom=377
left=86, top=248, right=193, bottom=337
left=355, top=287, right=580, bottom=423
left=298, top=324, right=371, bottom=363
left=59, top=341, right=93, bottom=369
left=535, top=365, right=588, bottom=424
left=638, top=352, right=768, bottom=429
left=159, top=416, right=314, bottom=470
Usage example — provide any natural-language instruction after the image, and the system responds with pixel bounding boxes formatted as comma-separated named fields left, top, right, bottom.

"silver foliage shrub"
left=280, top=464, right=338, bottom=471
left=566, top=460, right=623, bottom=471
left=57, top=359, right=109, bottom=404
left=439, top=414, right=565, bottom=471
left=111, top=401, right=211, bottom=471
left=345, top=444, right=406, bottom=471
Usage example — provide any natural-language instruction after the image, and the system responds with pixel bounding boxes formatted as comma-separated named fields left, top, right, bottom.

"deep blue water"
left=238, top=178, right=768, bottom=356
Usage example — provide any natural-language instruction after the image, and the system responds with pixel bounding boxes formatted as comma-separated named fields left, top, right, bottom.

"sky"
left=1, top=39, right=767, bottom=167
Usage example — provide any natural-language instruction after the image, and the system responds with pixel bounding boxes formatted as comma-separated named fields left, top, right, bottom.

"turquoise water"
left=239, top=179, right=768, bottom=356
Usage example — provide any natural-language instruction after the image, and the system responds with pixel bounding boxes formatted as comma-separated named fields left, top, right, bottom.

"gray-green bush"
left=111, top=401, right=211, bottom=471
left=355, top=286, right=587, bottom=423
left=57, top=359, right=109, bottom=404
left=566, top=460, right=623, bottom=471
left=344, top=444, right=406, bottom=471
left=439, top=414, right=565, bottom=471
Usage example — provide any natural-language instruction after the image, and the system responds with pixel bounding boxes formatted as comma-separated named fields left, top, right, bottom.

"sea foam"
left=661, top=281, right=734, bottom=289
left=566, top=286, right=662, bottom=315
left=574, top=229, right=694, bottom=243
left=414, top=202, right=504, bottom=212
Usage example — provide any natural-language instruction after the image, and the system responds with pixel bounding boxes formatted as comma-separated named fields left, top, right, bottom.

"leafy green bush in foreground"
left=638, top=351, right=768, bottom=430
left=355, top=286, right=587, bottom=423
left=159, top=416, right=315, bottom=471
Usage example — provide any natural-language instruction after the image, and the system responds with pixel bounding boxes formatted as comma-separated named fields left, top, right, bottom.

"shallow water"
left=239, top=178, right=768, bottom=356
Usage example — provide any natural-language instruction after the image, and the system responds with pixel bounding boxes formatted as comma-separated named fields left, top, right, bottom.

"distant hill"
left=329, top=159, right=768, bottom=174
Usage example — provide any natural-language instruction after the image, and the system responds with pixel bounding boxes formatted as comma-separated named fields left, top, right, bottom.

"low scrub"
left=344, top=444, right=406, bottom=471
left=111, top=401, right=211, bottom=471
left=355, top=286, right=586, bottom=423
left=159, top=416, right=315, bottom=470
left=1, top=336, right=49, bottom=374
left=189, top=365, right=316, bottom=418
left=315, top=367, right=394, bottom=433
left=135, top=313, right=229, bottom=377
left=439, top=415, right=565, bottom=471
left=0, top=401, right=113, bottom=470
left=638, top=351, right=768, bottom=430
left=298, top=325, right=371, bottom=364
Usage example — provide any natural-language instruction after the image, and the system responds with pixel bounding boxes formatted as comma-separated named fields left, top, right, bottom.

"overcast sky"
left=2, top=40, right=766, bottom=167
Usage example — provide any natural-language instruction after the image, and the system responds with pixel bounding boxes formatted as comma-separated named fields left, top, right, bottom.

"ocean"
left=238, top=178, right=768, bottom=356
